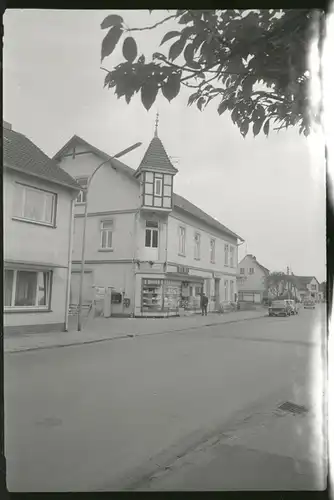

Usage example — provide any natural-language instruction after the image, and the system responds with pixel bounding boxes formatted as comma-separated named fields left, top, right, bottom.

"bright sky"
left=4, top=9, right=326, bottom=282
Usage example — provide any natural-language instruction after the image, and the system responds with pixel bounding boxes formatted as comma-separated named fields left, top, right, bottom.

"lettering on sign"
left=177, top=266, right=189, bottom=274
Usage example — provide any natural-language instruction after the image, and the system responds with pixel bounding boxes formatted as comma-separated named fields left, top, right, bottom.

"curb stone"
left=5, top=314, right=267, bottom=354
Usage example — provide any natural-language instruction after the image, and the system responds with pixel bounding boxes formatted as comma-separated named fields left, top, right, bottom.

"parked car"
left=269, top=300, right=291, bottom=317
left=286, top=299, right=299, bottom=315
left=304, top=299, right=316, bottom=309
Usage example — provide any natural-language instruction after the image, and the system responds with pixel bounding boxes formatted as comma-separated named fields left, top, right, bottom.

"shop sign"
left=177, top=265, right=189, bottom=274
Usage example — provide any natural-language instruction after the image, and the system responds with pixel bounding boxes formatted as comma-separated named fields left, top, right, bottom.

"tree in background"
left=265, top=271, right=286, bottom=299
left=100, top=9, right=323, bottom=138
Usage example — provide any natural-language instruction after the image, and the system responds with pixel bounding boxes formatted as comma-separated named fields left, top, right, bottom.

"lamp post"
left=77, top=142, right=142, bottom=331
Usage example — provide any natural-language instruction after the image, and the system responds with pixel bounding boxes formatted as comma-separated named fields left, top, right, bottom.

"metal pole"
left=77, top=142, right=142, bottom=331
left=77, top=175, right=93, bottom=332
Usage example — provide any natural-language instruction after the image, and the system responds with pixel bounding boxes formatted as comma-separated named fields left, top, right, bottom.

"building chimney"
left=3, top=121, right=12, bottom=130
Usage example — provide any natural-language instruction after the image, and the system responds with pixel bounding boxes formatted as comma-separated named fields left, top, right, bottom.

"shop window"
left=4, top=269, right=52, bottom=309
left=142, top=279, right=163, bottom=311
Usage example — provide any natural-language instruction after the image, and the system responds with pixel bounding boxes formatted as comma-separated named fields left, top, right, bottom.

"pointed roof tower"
left=134, top=113, right=178, bottom=178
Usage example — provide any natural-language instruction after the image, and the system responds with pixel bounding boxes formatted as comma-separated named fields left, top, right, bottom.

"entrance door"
left=214, top=278, right=220, bottom=310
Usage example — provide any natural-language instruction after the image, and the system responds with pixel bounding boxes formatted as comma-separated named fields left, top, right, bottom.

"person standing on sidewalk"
left=200, top=292, right=208, bottom=316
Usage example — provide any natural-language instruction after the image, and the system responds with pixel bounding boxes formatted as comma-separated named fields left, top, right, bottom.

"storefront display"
left=164, top=280, right=181, bottom=310
left=142, top=279, right=163, bottom=311
left=141, top=277, right=203, bottom=314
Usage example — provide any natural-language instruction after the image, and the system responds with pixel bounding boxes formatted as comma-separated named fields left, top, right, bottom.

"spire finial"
left=154, top=111, right=159, bottom=137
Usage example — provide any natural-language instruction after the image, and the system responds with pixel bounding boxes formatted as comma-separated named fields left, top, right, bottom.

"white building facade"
left=54, top=131, right=243, bottom=318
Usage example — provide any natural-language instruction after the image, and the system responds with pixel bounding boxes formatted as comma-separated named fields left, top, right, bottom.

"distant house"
left=319, top=281, right=326, bottom=301
left=237, top=254, right=270, bottom=304
left=3, top=121, right=80, bottom=334
left=291, top=276, right=320, bottom=302
left=279, top=275, right=321, bottom=302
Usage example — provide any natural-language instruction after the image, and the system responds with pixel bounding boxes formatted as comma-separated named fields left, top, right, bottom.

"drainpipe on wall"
left=64, top=198, right=75, bottom=332
left=132, top=208, right=140, bottom=315
left=164, top=217, right=169, bottom=270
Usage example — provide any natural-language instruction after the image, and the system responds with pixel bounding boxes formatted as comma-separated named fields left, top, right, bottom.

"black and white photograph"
left=3, top=8, right=328, bottom=492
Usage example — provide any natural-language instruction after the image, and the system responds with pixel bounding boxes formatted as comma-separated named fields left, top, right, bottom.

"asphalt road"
left=4, top=305, right=325, bottom=492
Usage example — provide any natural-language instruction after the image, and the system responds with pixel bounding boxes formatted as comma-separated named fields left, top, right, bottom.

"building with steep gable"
left=3, top=121, right=80, bottom=333
left=53, top=126, right=243, bottom=317
left=237, top=254, right=270, bottom=304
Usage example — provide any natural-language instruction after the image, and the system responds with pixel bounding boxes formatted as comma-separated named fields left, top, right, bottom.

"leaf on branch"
left=239, top=120, right=249, bottom=137
left=101, top=14, right=123, bottom=30
left=253, top=119, right=263, bottom=137
left=197, top=97, right=205, bottom=111
left=179, top=12, right=193, bottom=24
left=141, top=80, right=159, bottom=110
left=180, top=25, right=196, bottom=41
left=169, top=38, right=187, bottom=61
left=123, top=37, right=137, bottom=63
left=162, top=73, right=181, bottom=102
left=160, top=31, right=181, bottom=46
left=184, top=43, right=195, bottom=64
left=101, top=25, right=123, bottom=62
left=188, top=91, right=199, bottom=106
left=138, top=55, right=145, bottom=64
left=217, top=100, right=229, bottom=115
left=263, top=119, right=270, bottom=136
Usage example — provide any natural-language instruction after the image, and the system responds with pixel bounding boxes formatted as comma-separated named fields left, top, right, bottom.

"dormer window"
left=143, top=171, right=172, bottom=209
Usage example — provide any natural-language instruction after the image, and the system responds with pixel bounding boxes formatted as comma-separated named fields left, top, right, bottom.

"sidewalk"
left=4, top=309, right=267, bottom=353
left=136, top=399, right=326, bottom=491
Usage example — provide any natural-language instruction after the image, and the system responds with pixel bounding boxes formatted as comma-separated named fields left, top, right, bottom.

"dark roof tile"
left=3, top=126, right=80, bottom=190
left=136, top=136, right=178, bottom=175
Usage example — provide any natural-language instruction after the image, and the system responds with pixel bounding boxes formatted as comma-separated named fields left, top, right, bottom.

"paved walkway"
left=4, top=310, right=267, bottom=353
left=135, top=397, right=326, bottom=491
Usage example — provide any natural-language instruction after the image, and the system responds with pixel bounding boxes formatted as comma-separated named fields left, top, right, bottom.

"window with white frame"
left=224, top=244, right=229, bottom=265
left=194, top=232, right=201, bottom=260
left=76, top=177, right=88, bottom=204
left=230, top=245, right=235, bottom=267
left=210, top=238, right=216, bottom=263
left=311, top=284, right=317, bottom=290
left=145, top=220, right=159, bottom=248
left=14, top=183, right=56, bottom=226
left=179, top=226, right=186, bottom=255
left=240, top=268, right=245, bottom=274
left=249, top=267, right=255, bottom=275
left=4, top=269, right=52, bottom=309
left=100, top=220, right=113, bottom=249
